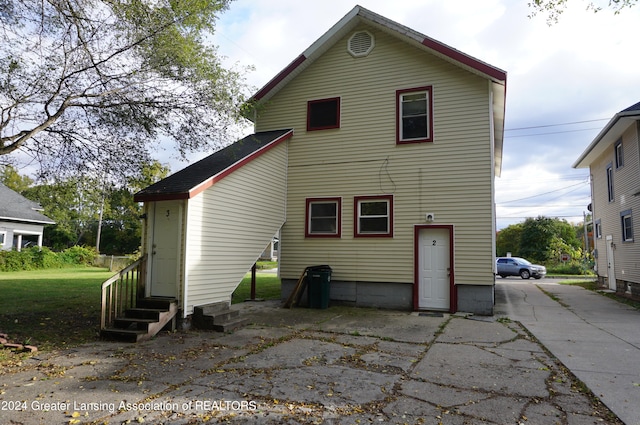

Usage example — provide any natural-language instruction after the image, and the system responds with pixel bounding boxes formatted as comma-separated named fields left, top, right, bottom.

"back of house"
left=249, top=6, right=506, bottom=314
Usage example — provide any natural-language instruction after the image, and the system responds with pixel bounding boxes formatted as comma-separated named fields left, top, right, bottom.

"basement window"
left=307, top=97, right=340, bottom=131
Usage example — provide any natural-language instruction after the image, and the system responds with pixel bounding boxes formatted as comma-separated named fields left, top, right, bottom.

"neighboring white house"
left=0, top=183, right=55, bottom=251
left=135, top=5, right=506, bottom=316
left=573, top=101, right=640, bottom=296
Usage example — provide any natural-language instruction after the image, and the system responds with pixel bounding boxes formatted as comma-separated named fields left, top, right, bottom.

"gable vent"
left=348, top=30, right=374, bottom=57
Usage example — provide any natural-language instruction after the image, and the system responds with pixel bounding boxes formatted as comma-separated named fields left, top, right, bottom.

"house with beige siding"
left=574, top=102, right=640, bottom=296
left=133, top=5, right=506, bottom=319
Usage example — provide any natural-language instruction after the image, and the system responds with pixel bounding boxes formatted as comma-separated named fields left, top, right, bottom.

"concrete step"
left=193, top=302, right=230, bottom=316
left=192, top=302, right=248, bottom=332
left=211, top=316, right=250, bottom=333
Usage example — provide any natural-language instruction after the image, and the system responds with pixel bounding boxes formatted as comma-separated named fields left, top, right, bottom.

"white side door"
left=418, top=228, right=451, bottom=310
left=149, top=201, right=181, bottom=297
left=606, top=235, right=616, bottom=291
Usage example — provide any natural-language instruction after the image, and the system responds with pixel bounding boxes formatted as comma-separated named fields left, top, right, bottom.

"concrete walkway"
left=495, top=279, right=640, bottom=425
left=1, top=296, right=623, bottom=425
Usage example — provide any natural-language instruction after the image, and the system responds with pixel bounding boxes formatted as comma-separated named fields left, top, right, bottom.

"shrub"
left=60, top=246, right=98, bottom=265
left=0, top=250, right=32, bottom=271
left=0, top=245, right=98, bottom=271
left=546, top=260, right=595, bottom=276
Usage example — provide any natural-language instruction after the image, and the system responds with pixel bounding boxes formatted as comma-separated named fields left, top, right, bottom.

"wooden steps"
left=101, top=297, right=177, bottom=343
left=192, top=302, right=248, bottom=332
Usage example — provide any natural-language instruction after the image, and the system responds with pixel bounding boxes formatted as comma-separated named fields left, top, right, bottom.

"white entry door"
left=149, top=201, right=180, bottom=297
left=606, top=235, right=616, bottom=291
left=418, top=227, right=451, bottom=310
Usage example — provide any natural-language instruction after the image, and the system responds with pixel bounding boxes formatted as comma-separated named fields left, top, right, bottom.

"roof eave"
left=134, top=129, right=294, bottom=203
left=573, top=110, right=640, bottom=168
left=0, top=216, right=56, bottom=225
left=245, top=5, right=507, bottom=120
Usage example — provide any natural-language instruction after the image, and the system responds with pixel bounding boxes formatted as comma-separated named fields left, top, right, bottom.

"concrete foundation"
left=282, top=279, right=495, bottom=315
left=456, top=284, right=494, bottom=316
left=281, top=279, right=413, bottom=310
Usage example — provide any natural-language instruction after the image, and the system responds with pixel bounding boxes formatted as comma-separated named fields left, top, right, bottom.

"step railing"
left=100, top=255, right=147, bottom=330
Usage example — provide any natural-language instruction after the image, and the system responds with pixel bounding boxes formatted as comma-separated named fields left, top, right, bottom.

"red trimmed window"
left=306, top=197, right=341, bottom=237
left=396, top=86, right=433, bottom=143
left=354, top=195, right=393, bottom=237
left=307, top=97, right=340, bottom=131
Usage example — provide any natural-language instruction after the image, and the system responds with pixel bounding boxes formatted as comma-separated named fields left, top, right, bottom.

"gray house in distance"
left=574, top=102, right=640, bottom=295
left=0, top=183, right=55, bottom=251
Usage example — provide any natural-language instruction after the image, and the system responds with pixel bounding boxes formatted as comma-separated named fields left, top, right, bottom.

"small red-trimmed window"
left=307, top=97, right=340, bottom=131
left=306, top=198, right=341, bottom=237
left=396, top=86, right=433, bottom=143
left=354, top=195, right=393, bottom=237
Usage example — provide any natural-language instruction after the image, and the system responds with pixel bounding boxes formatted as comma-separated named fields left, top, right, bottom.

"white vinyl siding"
left=182, top=143, right=288, bottom=315
left=256, top=26, right=495, bottom=287
left=591, top=123, right=640, bottom=285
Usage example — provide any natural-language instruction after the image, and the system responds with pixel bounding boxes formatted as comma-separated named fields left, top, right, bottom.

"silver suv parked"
left=496, top=257, right=546, bottom=279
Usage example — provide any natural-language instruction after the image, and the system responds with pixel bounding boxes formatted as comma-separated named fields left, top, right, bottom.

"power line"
left=504, top=118, right=609, bottom=131
left=504, top=127, right=602, bottom=139
left=498, top=180, right=588, bottom=204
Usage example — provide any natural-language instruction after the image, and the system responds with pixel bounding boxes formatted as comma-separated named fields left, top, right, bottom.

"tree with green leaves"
left=529, top=0, right=638, bottom=23
left=0, top=164, right=33, bottom=192
left=18, top=161, right=169, bottom=253
left=518, top=216, right=582, bottom=264
left=0, top=0, right=249, bottom=180
left=496, top=222, right=523, bottom=257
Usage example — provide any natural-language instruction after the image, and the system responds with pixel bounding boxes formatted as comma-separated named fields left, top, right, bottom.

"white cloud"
left=207, top=0, right=640, bottom=228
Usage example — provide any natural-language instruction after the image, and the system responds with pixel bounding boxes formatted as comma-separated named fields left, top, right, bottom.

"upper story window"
left=621, top=210, right=633, bottom=242
left=606, top=164, right=614, bottom=202
left=307, top=97, right=340, bottom=131
left=615, top=139, right=624, bottom=169
left=305, top=197, right=341, bottom=238
left=396, top=86, right=433, bottom=144
left=354, top=195, right=393, bottom=237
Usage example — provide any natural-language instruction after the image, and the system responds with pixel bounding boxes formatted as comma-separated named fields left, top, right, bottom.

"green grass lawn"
left=0, top=267, right=113, bottom=350
left=0, top=266, right=281, bottom=351
left=232, top=272, right=281, bottom=304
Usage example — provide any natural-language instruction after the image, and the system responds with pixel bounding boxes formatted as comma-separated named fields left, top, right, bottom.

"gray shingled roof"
left=621, top=101, right=640, bottom=113
left=0, top=183, right=55, bottom=224
left=134, top=129, right=293, bottom=202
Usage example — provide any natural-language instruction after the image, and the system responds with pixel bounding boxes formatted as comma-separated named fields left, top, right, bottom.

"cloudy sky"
left=194, top=0, right=640, bottom=230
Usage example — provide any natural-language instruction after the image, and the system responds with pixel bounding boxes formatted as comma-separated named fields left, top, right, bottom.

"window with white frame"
left=0, top=232, right=4, bottom=247
left=354, top=195, right=393, bottom=237
left=306, top=198, right=341, bottom=237
left=606, top=164, right=614, bottom=202
left=621, top=210, right=633, bottom=242
left=396, top=86, right=433, bottom=143
left=615, top=139, right=624, bottom=169
left=595, top=219, right=602, bottom=239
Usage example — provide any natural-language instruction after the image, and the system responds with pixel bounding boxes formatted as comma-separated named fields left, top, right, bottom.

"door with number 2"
left=417, top=227, right=451, bottom=310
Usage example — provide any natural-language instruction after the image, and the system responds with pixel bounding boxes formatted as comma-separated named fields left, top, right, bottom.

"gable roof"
left=246, top=5, right=507, bottom=176
left=134, top=129, right=293, bottom=202
left=0, top=183, right=55, bottom=225
left=573, top=101, right=640, bottom=168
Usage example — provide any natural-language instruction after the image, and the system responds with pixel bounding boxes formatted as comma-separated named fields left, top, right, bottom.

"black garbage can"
left=306, top=265, right=332, bottom=309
